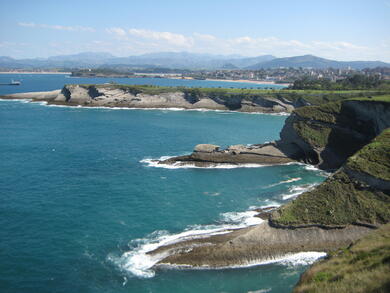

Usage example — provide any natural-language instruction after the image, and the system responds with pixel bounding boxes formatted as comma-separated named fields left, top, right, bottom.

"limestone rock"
left=194, top=144, right=220, bottom=153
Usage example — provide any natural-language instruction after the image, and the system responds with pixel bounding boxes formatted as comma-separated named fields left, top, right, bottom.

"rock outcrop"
left=159, top=142, right=294, bottom=167
left=150, top=220, right=372, bottom=268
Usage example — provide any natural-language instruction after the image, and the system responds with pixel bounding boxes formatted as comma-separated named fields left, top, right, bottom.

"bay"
left=0, top=75, right=324, bottom=293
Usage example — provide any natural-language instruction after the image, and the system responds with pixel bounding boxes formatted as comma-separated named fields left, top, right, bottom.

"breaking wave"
left=108, top=209, right=264, bottom=278
left=281, top=184, right=318, bottom=200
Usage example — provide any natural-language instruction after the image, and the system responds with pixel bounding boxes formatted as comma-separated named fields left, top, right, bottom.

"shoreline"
left=148, top=220, right=372, bottom=269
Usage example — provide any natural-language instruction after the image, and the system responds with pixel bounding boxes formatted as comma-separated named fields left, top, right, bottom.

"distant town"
left=59, top=66, right=390, bottom=85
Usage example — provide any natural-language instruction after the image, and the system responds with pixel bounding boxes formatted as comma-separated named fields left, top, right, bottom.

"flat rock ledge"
left=149, top=220, right=373, bottom=268
left=159, top=142, right=294, bottom=167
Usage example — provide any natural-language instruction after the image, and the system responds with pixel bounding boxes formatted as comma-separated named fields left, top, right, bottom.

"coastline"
left=0, top=84, right=296, bottom=114
left=139, top=98, right=390, bottom=275
left=149, top=221, right=371, bottom=269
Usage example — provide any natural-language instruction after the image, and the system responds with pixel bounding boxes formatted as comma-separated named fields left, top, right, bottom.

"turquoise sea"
left=0, top=74, right=325, bottom=293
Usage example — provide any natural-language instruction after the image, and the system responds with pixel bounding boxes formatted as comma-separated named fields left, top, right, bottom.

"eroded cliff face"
left=278, top=100, right=390, bottom=170
left=4, top=84, right=296, bottom=113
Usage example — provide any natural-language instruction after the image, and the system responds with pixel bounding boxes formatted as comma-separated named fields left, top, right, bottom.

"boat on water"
left=0, top=80, right=21, bottom=85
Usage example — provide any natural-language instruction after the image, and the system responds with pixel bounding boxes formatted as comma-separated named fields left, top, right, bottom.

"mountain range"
left=0, top=52, right=388, bottom=70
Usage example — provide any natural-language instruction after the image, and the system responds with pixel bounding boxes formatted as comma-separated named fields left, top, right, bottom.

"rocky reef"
left=159, top=142, right=294, bottom=167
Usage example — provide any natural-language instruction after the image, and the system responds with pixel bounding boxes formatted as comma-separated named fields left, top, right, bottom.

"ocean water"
left=0, top=75, right=325, bottom=293
left=0, top=73, right=284, bottom=96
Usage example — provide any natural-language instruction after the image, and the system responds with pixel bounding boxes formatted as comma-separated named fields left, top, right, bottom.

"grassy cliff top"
left=272, top=128, right=390, bottom=227
left=347, top=128, right=390, bottom=181
left=69, top=84, right=390, bottom=106
left=294, top=223, right=390, bottom=293
left=294, top=95, right=390, bottom=123
left=291, top=96, right=390, bottom=149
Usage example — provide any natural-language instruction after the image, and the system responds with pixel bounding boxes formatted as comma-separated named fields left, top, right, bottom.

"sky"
left=0, top=0, right=389, bottom=61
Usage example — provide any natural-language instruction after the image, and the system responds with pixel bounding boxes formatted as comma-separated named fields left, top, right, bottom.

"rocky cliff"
left=277, top=98, right=390, bottom=170
left=1, top=84, right=296, bottom=113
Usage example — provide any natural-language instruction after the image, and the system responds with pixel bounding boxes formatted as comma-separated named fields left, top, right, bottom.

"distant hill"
left=247, top=54, right=390, bottom=70
left=0, top=52, right=388, bottom=70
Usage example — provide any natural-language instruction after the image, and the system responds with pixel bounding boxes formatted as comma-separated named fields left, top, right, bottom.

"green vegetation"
left=293, top=121, right=333, bottom=148
left=290, top=74, right=390, bottom=90
left=272, top=170, right=390, bottom=226
left=294, top=102, right=341, bottom=123
left=294, top=223, right=390, bottom=293
left=272, top=128, right=390, bottom=226
left=347, top=129, right=390, bottom=181
left=349, top=94, right=390, bottom=103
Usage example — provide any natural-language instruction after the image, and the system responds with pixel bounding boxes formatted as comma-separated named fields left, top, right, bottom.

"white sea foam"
left=221, top=210, right=264, bottom=226
left=184, top=251, right=327, bottom=270
left=258, top=200, right=282, bottom=209
left=156, top=251, right=326, bottom=273
left=0, top=98, right=32, bottom=103
left=110, top=209, right=264, bottom=278
left=266, top=177, right=302, bottom=188
left=281, top=184, right=318, bottom=200
left=140, top=156, right=276, bottom=169
left=247, top=289, right=271, bottom=293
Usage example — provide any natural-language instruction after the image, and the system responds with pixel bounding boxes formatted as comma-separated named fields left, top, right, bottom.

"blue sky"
left=0, top=0, right=389, bottom=61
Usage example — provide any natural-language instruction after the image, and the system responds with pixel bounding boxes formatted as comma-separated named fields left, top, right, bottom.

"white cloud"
left=18, top=22, right=95, bottom=32
left=193, top=33, right=216, bottom=41
left=106, top=27, right=127, bottom=37
left=127, top=28, right=192, bottom=47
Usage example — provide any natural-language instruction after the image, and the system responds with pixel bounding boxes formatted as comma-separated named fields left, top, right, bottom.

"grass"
left=272, top=170, right=390, bottom=226
left=293, top=121, right=333, bottom=148
left=294, top=223, right=390, bottom=293
left=349, top=95, right=390, bottom=103
left=347, top=129, right=390, bottom=181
